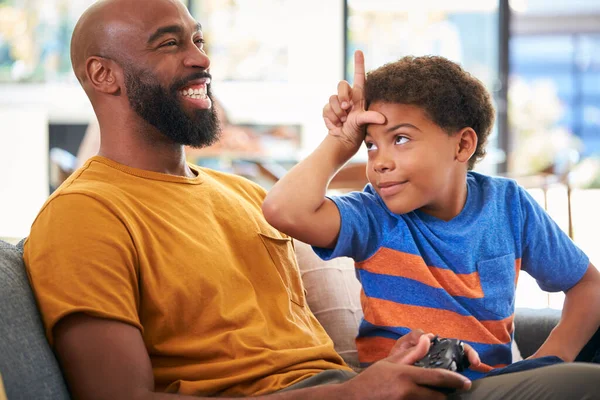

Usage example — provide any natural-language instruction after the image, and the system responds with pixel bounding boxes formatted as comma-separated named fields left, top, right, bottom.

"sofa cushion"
left=514, top=307, right=561, bottom=359
left=294, top=240, right=363, bottom=370
left=0, top=240, right=70, bottom=399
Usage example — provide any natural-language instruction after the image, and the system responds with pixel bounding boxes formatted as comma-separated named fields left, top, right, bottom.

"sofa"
left=0, top=238, right=563, bottom=400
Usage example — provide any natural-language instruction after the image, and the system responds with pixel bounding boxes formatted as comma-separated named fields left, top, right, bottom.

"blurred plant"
left=509, top=78, right=582, bottom=175
left=569, top=156, right=600, bottom=189
left=508, top=77, right=600, bottom=188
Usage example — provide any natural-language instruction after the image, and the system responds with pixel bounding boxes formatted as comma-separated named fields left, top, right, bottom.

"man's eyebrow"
left=147, top=22, right=203, bottom=44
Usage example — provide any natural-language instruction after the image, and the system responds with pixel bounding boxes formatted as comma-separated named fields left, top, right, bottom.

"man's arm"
left=55, top=314, right=470, bottom=400
left=262, top=50, right=384, bottom=248
left=529, top=263, right=600, bottom=362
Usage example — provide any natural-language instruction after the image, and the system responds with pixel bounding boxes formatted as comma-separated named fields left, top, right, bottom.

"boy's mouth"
left=377, top=180, right=407, bottom=197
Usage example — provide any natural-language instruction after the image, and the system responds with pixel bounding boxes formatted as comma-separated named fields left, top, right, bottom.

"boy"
left=263, top=51, right=600, bottom=380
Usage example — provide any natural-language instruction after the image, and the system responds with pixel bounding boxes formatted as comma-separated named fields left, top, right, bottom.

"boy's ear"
left=455, top=127, right=478, bottom=164
left=85, top=56, right=122, bottom=95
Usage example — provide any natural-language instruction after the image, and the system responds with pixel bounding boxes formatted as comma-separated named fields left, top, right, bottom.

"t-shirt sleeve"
left=23, top=193, right=142, bottom=346
left=518, top=186, right=589, bottom=292
left=312, top=191, right=384, bottom=262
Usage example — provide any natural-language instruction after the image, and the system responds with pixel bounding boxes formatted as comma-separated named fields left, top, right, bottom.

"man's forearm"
left=143, top=382, right=345, bottom=400
left=535, top=264, right=600, bottom=361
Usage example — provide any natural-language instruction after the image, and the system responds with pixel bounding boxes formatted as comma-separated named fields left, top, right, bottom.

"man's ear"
left=455, top=127, right=478, bottom=164
left=85, top=57, right=122, bottom=95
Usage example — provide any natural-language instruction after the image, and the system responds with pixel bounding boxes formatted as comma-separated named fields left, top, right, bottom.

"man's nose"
left=183, top=45, right=210, bottom=70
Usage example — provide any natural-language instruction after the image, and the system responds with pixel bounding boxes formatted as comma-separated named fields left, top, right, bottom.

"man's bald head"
left=70, top=0, right=191, bottom=84
left=70, top=0, right=116, bottom=84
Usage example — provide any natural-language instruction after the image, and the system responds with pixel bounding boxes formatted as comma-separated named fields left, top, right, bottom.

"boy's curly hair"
left=364, top=56, right=495, bottom=170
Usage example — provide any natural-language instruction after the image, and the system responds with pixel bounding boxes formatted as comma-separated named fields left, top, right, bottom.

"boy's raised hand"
left=322, top=50, right=385, bottom=151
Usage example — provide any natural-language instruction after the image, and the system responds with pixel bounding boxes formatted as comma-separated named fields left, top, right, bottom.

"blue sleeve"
left=518, top=186, right=589, bottom=292
left=312, top=190, right=385, bottom=262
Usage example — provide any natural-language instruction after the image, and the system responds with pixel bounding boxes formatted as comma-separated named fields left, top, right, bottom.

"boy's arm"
left=263, top=136, right=356, bottom=248
left=529, top=263, right=600, bottom=362
left=262, top=51, right=384, bottom=248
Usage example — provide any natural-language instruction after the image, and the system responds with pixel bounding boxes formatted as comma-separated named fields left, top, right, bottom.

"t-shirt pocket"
left=477, top=253, right=517, bottom=318
left=259, top=233, right=306, bottom=308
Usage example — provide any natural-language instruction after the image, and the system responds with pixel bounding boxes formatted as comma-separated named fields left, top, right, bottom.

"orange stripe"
left=363, top=297, right=513, bottom=345
left=515, top=258, right=522, bottom=284
left=356, top=248, right=484, bottom=298
left=356, top=336, right=397, bottom=364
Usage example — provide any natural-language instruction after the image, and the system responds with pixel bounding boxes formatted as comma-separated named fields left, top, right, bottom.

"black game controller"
left=414, top=336, right=470, bottom=372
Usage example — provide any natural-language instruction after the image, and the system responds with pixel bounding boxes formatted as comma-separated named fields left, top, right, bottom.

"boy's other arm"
left=263, top=50, right=384, bottom=248
left=529, top=262, right=600, bottom=362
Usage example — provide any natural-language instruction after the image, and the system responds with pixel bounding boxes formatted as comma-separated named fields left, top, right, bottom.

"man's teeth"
left=180, top=88, right=207, bottom=99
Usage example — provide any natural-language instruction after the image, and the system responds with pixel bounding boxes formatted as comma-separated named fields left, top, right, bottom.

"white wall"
left=210, top=0, right=346, bottom=155
left=0, top=107, right=49, bottom=239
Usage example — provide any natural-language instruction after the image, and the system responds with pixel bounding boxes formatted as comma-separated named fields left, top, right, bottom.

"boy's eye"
left=395, top=136, right=410, bottom=145
left=365, top=142, right=378, bottom=151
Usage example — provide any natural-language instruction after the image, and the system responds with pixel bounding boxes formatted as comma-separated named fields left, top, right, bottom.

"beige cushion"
left=294, top=240, right=524, bottom=368
left=294, top=240, right=363, bottom=370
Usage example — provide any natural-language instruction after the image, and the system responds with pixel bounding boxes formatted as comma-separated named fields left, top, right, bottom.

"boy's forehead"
left=368, top=103, right=430, bottom=123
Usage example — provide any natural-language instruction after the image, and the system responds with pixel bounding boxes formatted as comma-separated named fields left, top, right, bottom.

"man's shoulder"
left=48, top=160, right=124, bottom=203
left=33, top=159, right=132, bottom=227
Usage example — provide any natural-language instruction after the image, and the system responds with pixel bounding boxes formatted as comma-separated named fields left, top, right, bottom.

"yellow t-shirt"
left=24, top=156, right=348, bottom=396
left=0, top=373, right=6, bottom=400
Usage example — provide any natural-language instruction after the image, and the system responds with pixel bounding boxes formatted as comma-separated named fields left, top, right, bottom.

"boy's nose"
left=373, top=156, right=395, bottom=173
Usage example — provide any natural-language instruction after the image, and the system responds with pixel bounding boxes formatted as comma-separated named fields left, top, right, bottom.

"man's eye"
left=195, top=38, right=205, bottom=48
left=365, top=142, right=378, bottom=151
left=395, top=136, right=409, bottom=145
left=161, top=40, right=177, bottom=47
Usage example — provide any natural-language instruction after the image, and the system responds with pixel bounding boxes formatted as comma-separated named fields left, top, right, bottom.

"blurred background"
left=1, top=0, right=599, bottom=309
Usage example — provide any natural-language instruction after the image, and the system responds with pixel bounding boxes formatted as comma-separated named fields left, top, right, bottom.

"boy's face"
left=364, top=102, right=466, bottom=219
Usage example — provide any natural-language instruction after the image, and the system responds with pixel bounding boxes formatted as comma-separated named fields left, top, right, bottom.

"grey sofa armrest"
left=0, top=240, right=71, bottom=400
left=514, top=307, right=561, bottom=359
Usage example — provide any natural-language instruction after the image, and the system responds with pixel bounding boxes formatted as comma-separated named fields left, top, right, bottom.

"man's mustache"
left=172, top=72, right=212, bottom=92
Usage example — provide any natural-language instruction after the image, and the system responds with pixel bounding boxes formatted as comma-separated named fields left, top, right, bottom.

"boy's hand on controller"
left=322, top=50, right=385, bottom=152
left=387, top=330, right=482, bottom=370
left=341, top=333, right=471, bottom=400
left=387, top=329, right=435, bottom=359
left=462, top=342, right=484, bottom=371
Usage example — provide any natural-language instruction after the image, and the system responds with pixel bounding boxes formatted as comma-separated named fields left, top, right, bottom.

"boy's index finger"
left=353, top=50, right=366, bottom=90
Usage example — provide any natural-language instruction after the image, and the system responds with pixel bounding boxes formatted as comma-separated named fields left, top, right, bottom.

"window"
left=345, top=0, right=504, bottom=174
left=0, top=0, right=95, bottom=82
left=511, top=33, right=600, bottom=157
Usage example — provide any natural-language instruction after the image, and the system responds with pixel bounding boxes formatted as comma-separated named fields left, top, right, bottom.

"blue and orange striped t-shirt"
left=314, top=172, right=589, bottom=380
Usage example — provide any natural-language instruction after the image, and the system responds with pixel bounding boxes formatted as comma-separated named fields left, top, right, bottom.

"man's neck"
left=97, top=119, right=195, bottom=178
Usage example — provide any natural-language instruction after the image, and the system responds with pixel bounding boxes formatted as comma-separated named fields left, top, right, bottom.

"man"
left=24, top=0, right=600, bottom=399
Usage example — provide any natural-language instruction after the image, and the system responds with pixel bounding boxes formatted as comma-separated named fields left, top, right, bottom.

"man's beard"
left=124, top=66, right=221, bottom=148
